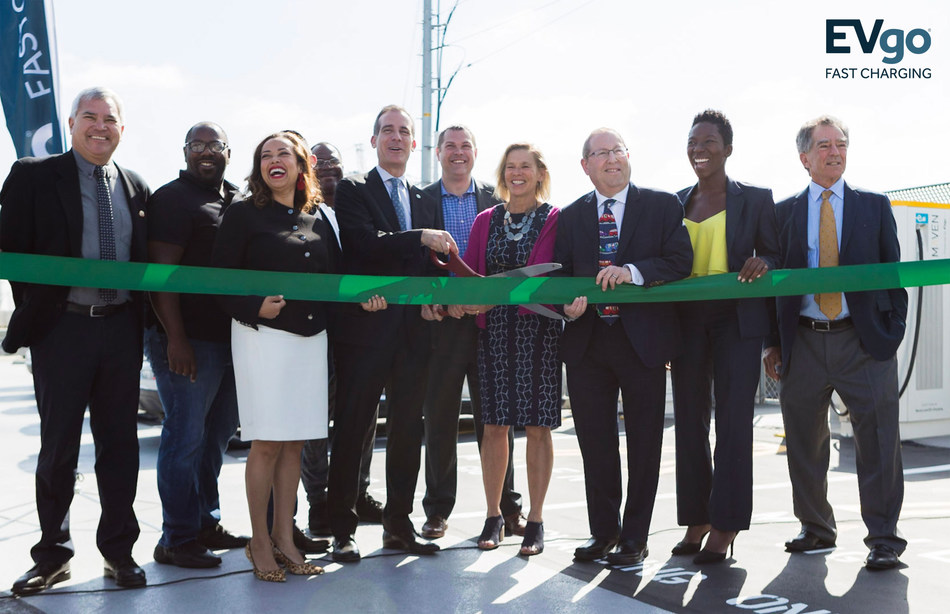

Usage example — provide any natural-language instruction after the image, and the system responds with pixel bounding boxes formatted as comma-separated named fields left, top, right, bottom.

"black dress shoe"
left=293, top=525, right=330, bottom=554
left=606, top=540, right=649, bottom=566
left=197, top=523, right=249, bottom=550
left=356, top=493, right=384, bottom=523
left=331, top=536, right=361, bottom=562
left=12, top=561, right=71, bottom=595
left=153, top=541, right=222, bottom=568
left=784, top=530, right=835, bottom=553
left=382, top=529, right=440, bottom=555
left=103, top=557, right=146, bottom=588
left=573, top=536, right=619, bottom=561
left=865, top=544, right=900, bottom=570
left=421, top=515, right=448, bottom=539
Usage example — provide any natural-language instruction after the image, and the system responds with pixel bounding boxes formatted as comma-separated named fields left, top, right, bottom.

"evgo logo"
left=826, top=19, right=931, bottom=64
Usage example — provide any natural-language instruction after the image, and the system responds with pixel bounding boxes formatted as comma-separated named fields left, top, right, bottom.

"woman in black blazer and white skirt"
left=213, top=131, right=382, bottom=582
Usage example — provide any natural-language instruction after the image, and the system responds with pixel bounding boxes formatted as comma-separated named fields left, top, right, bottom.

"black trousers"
left=671, top=300, right=761, bottom=532
left=566, top=317, right=667, bottom=543
left=329, top=312, right=431, bottom=538
left=301, top=347, right=373, bottom=505
left=422, top=316, right=522, bottom=519
left=29, top=308, right=142, bottom=564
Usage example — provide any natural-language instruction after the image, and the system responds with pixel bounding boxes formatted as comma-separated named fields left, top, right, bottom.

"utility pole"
left=421, top=0, right=434, bottom=183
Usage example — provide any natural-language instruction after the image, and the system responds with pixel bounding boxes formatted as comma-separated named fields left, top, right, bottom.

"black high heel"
left=693, top=534, right=736, bottom=565
left=477, top=515, right=504, bottom=550
left=519, top=521, right=544, bottom=556
left=671, top=530, right=709, bottom=555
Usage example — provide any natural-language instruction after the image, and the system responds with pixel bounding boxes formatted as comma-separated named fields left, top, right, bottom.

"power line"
left=448, top=0, right=571, bottom=45
left=464, top=0, right=599, bottom=68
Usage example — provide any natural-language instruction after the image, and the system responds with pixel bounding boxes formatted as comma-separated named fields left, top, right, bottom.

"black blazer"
left=554, top=183, right=693, bottom=368
left=677, top=178, right=780, bottom=338
left=0, top=150, right=150, bottom=352
left=425, top=178, right=501, bottom=232
left=333, top=167, right=439, bottom=346
left=771, top=182, right=907, bottom=368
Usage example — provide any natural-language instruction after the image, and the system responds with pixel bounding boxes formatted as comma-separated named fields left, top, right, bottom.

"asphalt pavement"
left=1, top=350, right=948, bottom=613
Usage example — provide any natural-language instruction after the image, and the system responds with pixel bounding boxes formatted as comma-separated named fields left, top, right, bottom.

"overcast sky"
left=1, top=0, right=947, bottom=204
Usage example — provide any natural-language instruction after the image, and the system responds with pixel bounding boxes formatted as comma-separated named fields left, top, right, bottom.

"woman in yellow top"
left=671, top=110, right=780, bottom=564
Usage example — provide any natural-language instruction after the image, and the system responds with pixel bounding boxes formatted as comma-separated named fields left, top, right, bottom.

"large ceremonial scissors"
left=430, top=252, right=563, bottom=319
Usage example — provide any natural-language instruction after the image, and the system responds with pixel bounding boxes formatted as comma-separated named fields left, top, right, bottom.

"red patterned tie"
left=598, top=199, right=619, bottom=324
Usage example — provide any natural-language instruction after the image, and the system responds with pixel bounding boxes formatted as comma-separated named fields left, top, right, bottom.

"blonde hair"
left=494, top=143, right=551, bottom=202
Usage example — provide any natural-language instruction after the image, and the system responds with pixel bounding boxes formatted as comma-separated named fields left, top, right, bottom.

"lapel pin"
left=139, top=210, right=145, bottom=217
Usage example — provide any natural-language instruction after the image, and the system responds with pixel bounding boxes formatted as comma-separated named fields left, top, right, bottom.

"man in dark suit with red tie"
left=330, top=105, right=457, bottom=561
left=1, top=87, right=150, bottom=594
left=763, top=115, right=907, bottom=571
left=555, top=128, right=693, bottom=565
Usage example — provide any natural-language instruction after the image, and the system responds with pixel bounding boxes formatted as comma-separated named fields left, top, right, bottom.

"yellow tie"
left=815, top=189, right=841, bottom=320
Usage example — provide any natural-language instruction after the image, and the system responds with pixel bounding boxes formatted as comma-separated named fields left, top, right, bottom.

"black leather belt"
left=65, top=301, right=129, bottom=318
left=799, top=316, right=852, bottom=332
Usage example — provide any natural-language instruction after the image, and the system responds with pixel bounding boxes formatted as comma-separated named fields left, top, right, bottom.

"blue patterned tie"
left=95, top=165, right=118, bottom=303
left=598, top=198, right=619, bottom=324
left=388, top=177, right=408, bottom=231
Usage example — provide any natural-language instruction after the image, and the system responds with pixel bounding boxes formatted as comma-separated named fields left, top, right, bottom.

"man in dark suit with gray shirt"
left=2, top=86, right=150, bottom=594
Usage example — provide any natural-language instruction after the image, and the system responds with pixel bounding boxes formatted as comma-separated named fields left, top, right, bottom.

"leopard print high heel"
left=245, top=543, right=286, bottom=582
left=272, top=543, right=325, bottom=576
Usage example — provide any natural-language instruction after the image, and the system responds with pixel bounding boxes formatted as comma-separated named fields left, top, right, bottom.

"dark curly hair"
left=691, top=109, right=733, bottom=147
left=246, top=130, right=322, bottom=213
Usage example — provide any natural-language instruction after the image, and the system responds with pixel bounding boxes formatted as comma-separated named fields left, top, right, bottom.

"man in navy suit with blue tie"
left=763, top=115, right=907, bottom=571
left=329, top=105, right=457, bottom=562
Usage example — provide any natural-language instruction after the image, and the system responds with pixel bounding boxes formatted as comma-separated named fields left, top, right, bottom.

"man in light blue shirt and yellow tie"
left=764, top=115, right=908, bottom=571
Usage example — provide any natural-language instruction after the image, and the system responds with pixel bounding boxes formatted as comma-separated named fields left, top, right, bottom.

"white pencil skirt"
left=231, top=320, right=328, bottom=441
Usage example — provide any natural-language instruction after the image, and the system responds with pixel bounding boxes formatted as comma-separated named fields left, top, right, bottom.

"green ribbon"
left=1, top=252, right=948, bottom=305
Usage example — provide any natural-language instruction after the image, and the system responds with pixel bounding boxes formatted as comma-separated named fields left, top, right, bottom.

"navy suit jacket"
left=0, top=150, right=150, bottom=352
left=677, top=178, right=780, bottom=338
left=554, top=183, right=693, bottom=368
left=333, top=167, right=439, bottom=346
left=771, top=182, right=907, bottom=368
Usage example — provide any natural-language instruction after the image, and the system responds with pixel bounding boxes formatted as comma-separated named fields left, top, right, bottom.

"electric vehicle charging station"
left=834, top=183, right=950, bottom=440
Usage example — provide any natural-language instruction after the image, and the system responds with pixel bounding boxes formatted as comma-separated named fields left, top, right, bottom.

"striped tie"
left=598, top=199, right=619, bottom=324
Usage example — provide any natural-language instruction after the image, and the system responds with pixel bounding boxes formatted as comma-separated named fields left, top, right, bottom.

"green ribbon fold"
left=1, top=252, right=948, bottom=305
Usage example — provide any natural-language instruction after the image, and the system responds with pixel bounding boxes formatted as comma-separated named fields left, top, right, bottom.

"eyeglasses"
left=185, top=140, right=228, bottom=153
left=587, top=147, right=627, bottom=160
left=314, top=158, right=342, bottom=169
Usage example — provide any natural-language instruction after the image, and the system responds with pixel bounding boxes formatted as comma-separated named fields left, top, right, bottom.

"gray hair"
left=69, top=86, right=125, bottom=124
left=795, top=115, right=848, bottom=154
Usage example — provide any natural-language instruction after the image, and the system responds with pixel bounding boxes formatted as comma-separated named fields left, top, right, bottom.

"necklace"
left=503, top=204, right=538, bottom=241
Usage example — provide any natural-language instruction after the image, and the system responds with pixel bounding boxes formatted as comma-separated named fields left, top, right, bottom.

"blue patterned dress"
left=477, top=203, right=562, bottom=427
